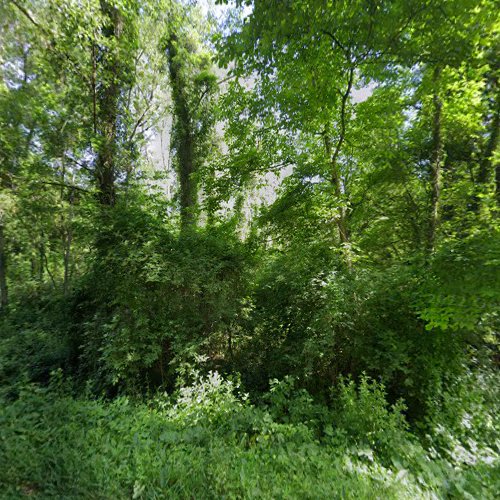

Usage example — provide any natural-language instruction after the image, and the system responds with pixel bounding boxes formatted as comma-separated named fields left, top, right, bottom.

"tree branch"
left=64, top=154, right=92, bottom=174
left=9, top=0, right=41, bottom=29
left=321, top=29, right=348, bottom=55
left=128, top=99, right=154, bottom=142
left=37, top=180, right=89, bottom=193
left=330, top=66, right=355, bottom=169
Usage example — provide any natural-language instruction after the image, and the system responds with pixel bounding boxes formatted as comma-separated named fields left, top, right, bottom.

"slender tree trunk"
left=166, top=34, right=198, bottom=230
left=63, top=187, right=74, bottom=295
left=323, top=67, right=354, bottom=266
left=92, top=37, right=97, bottom=135
left=0, top=223, right=8, bottom=309
left=42, top=245, right=56, bottom=289
left=478, top=101, right=499, bottom=186
left=63, top=234, right=72, bottom=294
left=38, top=243, right=45, bottom=282
left=228, top=329, right=233, bottom=368
left=428, top=66, right=443, bottom=253
left=323, top=133, right=350, bottom=246
left=471, top=81, right=499, bottom=211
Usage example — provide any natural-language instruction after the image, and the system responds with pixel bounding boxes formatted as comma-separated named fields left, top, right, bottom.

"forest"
left=0, top=0, right=499, bottom=497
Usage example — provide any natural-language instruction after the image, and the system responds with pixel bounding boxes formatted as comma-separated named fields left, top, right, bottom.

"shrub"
left=332, top=376, right=409, bottom=454
left=76, top=200, right=250, bottom=392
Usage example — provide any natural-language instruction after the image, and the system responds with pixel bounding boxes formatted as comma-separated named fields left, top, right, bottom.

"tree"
left=165, top=4, right=218, bottom=230
left=93, top=0, right=139, bottom=206
left=217, top=0, right=496, bottom=259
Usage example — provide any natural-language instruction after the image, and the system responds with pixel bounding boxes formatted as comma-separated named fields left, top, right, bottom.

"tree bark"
left=166, top=34, right=198, bottom=230
left=94, top=1, right=125, bottom=207
left=428, top=66, right=443, bottom=253
left=62, top=166, right=74, bottom=295
left=323, top=132, right=350, bottom=246
left=472, top=77, right=499, bottom=211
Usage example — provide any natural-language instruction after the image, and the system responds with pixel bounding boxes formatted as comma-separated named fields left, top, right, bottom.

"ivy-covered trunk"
left=94, top=1, right=124, bottom=207
left=166, top=34, right=198, bottom=230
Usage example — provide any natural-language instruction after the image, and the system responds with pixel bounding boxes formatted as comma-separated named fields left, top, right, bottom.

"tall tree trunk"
left=323, top=133, right=350, bottom=246
left=62, top=180, right=74, bottom=295
left=0, top=223, right=7, bottom=309
left=177, top=124, right=196, bottom=229
left=95, top=1, right=124, bottom=207
left=323, top=67, right=354, bottom=266
left=477, top=99, right=499, bottom=186
left=428, top=66, right=443, bottom=253
left=472, top=78, right=499, bottom=210
left=166, top=34, right=198, bottom=230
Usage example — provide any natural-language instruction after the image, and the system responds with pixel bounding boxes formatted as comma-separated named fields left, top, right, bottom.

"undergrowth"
left=0, top=368, right=498, bottom=499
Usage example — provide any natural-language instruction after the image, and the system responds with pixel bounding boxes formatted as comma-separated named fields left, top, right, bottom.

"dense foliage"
left=0, top=0, right=498, bottom=497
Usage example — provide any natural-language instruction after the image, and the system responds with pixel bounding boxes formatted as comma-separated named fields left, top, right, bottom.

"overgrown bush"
left=238, top=249, right=470, bottom=419
left=76, top=199, right=251, bottom=392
